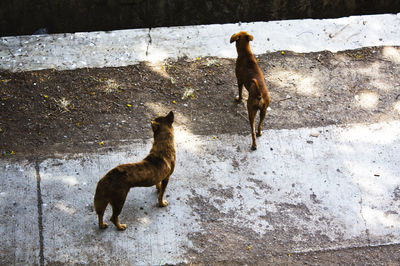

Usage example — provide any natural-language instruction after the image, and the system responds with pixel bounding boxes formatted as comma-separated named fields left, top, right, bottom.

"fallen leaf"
left=98, top=141, right=104, bottom=145
left=182, top=87, right=195, bottom=100
left=10, top=150, right=15, bottom=155
left=172, top=100, right=176, bottom=104
left=127, top=104, right=132, bottom=107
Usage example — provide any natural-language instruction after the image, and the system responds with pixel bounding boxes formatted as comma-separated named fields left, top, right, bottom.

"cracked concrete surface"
left=1, top=122, right=400, bottom=264
left=145, top=28, right=152, bottom=57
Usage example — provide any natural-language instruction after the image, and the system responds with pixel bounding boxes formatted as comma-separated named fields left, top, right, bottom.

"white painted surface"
left=32, top=121, right=400, bottom=264
left=1, top=13, right=400, bottom=71
left=0, top=161, right=40, bottom=264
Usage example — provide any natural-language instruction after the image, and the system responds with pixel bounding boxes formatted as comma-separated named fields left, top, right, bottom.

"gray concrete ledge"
left=1, top=13, right=400, bottom=72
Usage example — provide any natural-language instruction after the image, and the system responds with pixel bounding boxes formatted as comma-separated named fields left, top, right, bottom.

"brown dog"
left=94, top=111, right=176, bottom=230
left=230, top=31, right=271, bottom=150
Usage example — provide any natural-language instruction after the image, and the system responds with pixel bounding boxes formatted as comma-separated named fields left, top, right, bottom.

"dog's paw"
left=99, top=222, right=108, bottom=229
left=159, top=200, right=168, bottom=207
left=235, top=96, right=242, bottom=102
left=251, top=145, right=257, bottom=151
left=256, top=131, right=262, bottom=137
left=117, top=224, right=127, bottom=231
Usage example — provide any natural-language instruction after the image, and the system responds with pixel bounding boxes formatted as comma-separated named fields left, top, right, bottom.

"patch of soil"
left=0, top=46, right=399, bottom=161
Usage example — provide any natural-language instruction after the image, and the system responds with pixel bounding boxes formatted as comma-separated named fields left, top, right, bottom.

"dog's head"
left=151, top=111, right=174, bottom=135
left=230, top=31, right=254, bottom=44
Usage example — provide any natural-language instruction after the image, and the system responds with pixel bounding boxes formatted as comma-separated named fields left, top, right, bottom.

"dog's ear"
left=165, top=111, right=174, bottom=124
left=151, top=121, right=160, bottom=133
left=247, top=34, right=254, bottom=41
left=230, top=33, right=240, bottom=43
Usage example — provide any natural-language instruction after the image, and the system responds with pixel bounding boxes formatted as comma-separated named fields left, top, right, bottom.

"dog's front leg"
left=236, top=81, right=244, bottom=102
left=158, top=176, right=170, bottom=207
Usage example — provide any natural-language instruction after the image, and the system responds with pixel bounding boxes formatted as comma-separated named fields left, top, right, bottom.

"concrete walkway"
left=2, top=122, right=400, bottom=264
left=1, top=14, right=400, bottom=265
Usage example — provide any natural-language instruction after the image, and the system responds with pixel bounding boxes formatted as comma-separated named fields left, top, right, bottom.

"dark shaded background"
left=1, top=0, right=400, bottom=36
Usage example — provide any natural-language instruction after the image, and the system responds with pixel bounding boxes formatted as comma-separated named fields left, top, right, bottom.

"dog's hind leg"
left=158, top=177, right=170, bottom=207
left=247, top=102, right=258, bottom=150
left=94, top=192, right=109, bottom=229
left=257, top=106, right=267, bottom=137
left=109, top=189, right=129, bottom=231
left=156, top=182, right=161, bottom=192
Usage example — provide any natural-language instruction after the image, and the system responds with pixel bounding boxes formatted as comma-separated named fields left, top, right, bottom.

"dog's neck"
left=150, top=131, right=175, bottom=158
left=236, top=40, right=253, bottom=57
